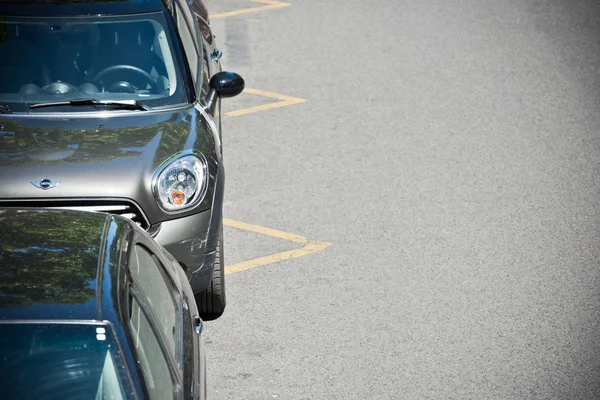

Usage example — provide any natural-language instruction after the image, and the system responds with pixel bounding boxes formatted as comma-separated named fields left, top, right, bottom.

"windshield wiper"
left=0, top=104, right=12, bottom=114
left=29, top=98, right=150, bottom=111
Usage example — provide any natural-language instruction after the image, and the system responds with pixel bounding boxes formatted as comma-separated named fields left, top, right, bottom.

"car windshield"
left=0, top=322, right=133, bottom=399
left=0, top=12, right=187, bottom=113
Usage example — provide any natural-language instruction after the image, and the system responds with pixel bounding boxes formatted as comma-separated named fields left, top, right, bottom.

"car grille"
left=0, top=200, right=150, bottom=230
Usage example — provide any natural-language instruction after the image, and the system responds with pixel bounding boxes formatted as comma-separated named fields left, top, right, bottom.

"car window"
left=0, top=12, right=187, bottom=113
left=129, top=244, right=181, bottom=362
left=196, top=17, right=213, bottom=46
left=193, top=16, right=212, bottom=101
left=200, top=52, right=211, bottom=100
left=0, top=323, right=132, bottom=399
left=129, top=295, right=176, bottom=400
left=174, top=4, right=200, bottom=90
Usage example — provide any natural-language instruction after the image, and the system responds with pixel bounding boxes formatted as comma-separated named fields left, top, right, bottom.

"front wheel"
left=195, top=226, right=225, bottom=320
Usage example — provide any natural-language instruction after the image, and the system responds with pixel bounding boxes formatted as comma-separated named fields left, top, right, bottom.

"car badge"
left=31, top=178, right=61, bottom=190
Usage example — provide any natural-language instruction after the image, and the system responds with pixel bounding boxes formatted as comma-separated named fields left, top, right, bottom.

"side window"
left=200, top=53, right=210, bottom=100
left=130, top=244, right=181, bottom=361
left=129, top=295, right=176, bottom=400
left=175, top=4, right=200, bottom=88
left=196, top=17, right=213, bottom=45
left=195, top=17, right=211, bottom=99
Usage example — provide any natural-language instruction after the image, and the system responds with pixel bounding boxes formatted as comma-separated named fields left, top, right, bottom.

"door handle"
left=211, top=49, right=223, bottom=61
left=193, top=316, right=203, bottom=335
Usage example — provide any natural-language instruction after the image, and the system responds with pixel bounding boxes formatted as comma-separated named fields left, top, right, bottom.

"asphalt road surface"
left=204, top=0, right=600, bottom=398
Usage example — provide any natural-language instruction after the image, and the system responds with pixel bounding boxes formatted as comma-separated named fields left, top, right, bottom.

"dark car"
left=0, top=0, right=244, bottom=319
left=0, top=208, right=207, bottom=399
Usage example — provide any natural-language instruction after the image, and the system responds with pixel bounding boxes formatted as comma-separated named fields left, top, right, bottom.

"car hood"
left=0, top=109, right=218, bottom=224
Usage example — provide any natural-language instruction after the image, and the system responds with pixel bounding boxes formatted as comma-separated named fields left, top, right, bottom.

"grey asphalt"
left=204, top=0, right=600, bottom=398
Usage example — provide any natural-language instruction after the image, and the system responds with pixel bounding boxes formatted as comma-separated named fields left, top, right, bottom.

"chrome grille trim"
left=0, top=200, right=150, bottom=230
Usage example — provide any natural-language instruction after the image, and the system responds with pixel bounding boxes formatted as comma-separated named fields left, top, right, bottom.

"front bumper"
left=152, top=209, right=211, bottom=276
left=152, top=208, right=218, bottom=294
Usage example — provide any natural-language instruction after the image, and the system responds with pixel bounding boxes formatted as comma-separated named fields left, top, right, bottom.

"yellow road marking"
left=224, top=241, right=331, bottom=275
left=222, top=219, right=332, bottom=275
left=211, top=0, right=291, bottom=19
left=224, top=88, right=307, bottom=117
left=223, top=218, right=307, bottom=243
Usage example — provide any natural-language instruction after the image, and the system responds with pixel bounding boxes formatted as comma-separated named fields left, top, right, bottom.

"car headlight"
left=152, top=153, right=208, bottom=212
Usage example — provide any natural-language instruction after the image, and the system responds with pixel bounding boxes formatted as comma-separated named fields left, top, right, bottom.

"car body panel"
left=0, top=208, right=108, bottom=320
left=0, top=208, right=206, bottom=399
left=0, top=0, right=169, bottom=17
left=0, top=208, right=145, bottom=398
left=153, top=208, right=210, bottom=273
left=0, top=109, right=220, bottom=224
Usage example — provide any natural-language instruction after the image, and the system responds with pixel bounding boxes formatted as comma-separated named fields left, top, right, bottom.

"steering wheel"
left=92, top=65, right=158, bottom=93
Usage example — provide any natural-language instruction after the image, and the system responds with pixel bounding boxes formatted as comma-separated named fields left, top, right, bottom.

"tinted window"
left=0, top=12, right=187, bottom=112
left=200, top=51, right=211, bottom=100
left=0, top=323, right=131, bottom=399
left=129, top=296, right=176, bottom=400
left=193, top=16, right=211, bottom=100
left=196, top=18, right=213, bottom=45
left=130, top=244, right=181, bottom=361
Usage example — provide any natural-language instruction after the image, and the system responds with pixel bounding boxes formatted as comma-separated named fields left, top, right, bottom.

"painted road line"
left=222, top=219, right=332, bottom=275
left=224, top=88, right=307, bottom=117
left=223, top=218, right=307, bottom=244
left=224, top=241, right=331, bottom=275
left=211, top=0, right=291, bottom=19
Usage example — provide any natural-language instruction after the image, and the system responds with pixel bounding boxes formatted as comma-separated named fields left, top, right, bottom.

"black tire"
left=195, top=226, right=225, bottom=320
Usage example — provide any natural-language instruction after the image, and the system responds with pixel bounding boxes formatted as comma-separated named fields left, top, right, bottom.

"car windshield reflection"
left=0, top=12, right=186, bottom=113
left=0, top=322, right=132, bottom=399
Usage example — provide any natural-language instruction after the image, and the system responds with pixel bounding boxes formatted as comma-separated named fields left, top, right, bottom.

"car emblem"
left=31, top=178, right=61, bottom=190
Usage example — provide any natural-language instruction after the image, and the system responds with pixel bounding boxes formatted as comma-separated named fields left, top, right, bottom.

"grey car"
left=0, top=0, right=244, bottom=319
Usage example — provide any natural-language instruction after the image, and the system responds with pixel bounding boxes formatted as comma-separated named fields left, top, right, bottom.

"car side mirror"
left=204, top=71, right=245, bottom=115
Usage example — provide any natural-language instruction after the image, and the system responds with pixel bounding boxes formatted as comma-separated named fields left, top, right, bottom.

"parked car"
left=0, top=208, right=207, bottom=399
left=0, top=0, right=244, bottom=319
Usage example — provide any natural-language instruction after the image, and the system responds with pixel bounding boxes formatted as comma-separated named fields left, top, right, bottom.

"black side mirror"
left=210, top=71, right=244, bottom=97
left=204, top=71, right=244, bottom=115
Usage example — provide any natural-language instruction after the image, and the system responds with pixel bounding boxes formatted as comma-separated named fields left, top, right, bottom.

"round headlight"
left=153, top=154, right=208, bottom=211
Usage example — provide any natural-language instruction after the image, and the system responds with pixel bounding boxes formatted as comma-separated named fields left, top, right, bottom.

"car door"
left=152, top=239, right=206, bottom=400
left=127, top=240, right=184, bottom=399
left=129, top=235, right=204, bottom=399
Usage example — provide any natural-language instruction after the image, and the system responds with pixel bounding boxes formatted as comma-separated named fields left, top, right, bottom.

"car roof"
left=0, top=208, right=131, bottom=323
left=0, top=0, right=171, bottom=17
